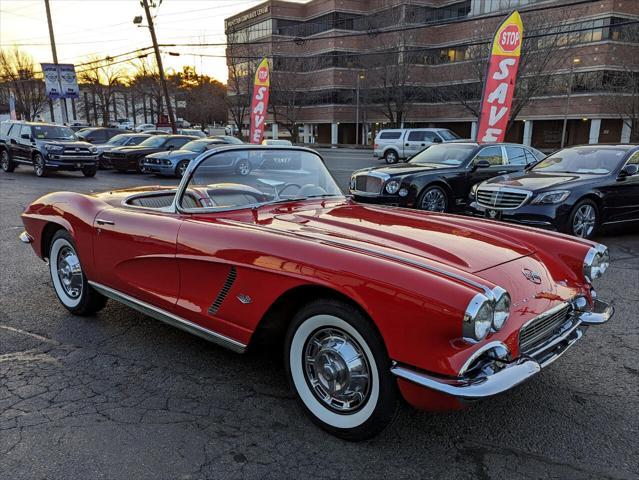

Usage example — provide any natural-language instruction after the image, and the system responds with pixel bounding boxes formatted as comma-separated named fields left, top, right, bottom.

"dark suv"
left=75, top=127, right=124, bottom=144
left=0, top=121, right=98, bottom=177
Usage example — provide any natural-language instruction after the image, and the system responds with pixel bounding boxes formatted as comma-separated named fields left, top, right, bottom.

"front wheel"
left=136, top=157, right=147, bottom=173
left=33, top=153, right=47, bottom=177
left=284, top=299, right=398, bottom=441
left=82, top=165, right=97, bottom=177
left=418, top=185, right=448, bottom=212
left=175, top=160, right=189, bottom=178
left=235, top=159, right=250, bottom=176
left=1, top=149, right=16, bottom=172
left=49, top=230, right=107, bottom=315
left=568, top=199, right=599, bottom=238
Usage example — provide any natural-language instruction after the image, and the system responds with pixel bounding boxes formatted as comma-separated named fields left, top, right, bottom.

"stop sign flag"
left=476, top=11, right=524, bottom=143
left=249, top=58, right=270, bottom=144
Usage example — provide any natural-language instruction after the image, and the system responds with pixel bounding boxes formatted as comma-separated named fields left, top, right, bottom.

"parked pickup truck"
left=0, top=121, right=98, bottom=177
left=373, top=128, right=462, bottom=164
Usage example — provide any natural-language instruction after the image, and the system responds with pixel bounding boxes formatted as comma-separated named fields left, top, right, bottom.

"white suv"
left=373, top=128, right=461, bottom=164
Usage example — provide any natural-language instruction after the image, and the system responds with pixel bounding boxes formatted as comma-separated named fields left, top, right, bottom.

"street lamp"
left=560, top=57, right=580, bottom=148
left=356, top=73, right=365, bottom=145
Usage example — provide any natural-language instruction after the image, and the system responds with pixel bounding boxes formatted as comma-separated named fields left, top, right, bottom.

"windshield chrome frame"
left=408, top=143, right=478, bottom=167
left=172, top=145, right=344, bottom=215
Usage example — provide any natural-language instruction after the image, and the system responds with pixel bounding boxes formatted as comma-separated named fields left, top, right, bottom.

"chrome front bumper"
left=391, top=299, right=613, bottom=400
left=19, top=231, right=33, bottom=244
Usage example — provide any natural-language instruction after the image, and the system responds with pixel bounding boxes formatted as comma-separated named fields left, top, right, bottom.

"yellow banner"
left=254, top=58, right=270, bottom=87
left=491, top=11, right=523, bottom=57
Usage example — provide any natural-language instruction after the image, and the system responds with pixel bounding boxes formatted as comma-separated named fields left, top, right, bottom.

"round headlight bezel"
left=492, top=288, right=511, bottom=331
left=385, top=180, right=401, bottom=194
left=583, top=245, right=609, bottom=283
left=463, top=293, right=494, bottom=342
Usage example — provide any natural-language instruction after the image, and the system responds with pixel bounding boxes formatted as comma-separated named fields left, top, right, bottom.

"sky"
left=0, top=0, right=275, bottom=83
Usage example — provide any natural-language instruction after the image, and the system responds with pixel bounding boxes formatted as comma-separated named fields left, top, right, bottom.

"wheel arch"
left=416, top=180, right=453, bottom=207
left=249, top=284, right=383, bottom=351
left=41, top=222, right=69, bottom=260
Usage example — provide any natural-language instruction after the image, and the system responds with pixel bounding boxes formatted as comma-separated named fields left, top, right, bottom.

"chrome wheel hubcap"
left=56, top=246, right=83, bottom=298
left=303, top=327, right=371, bottom=413
left=1, top=152, right=8, bottom=169
left=386, top=152, right=396, bottom=163
left=178, top=162, right=187, bottom=176
left=573, top=205, right=596, bottom=237
left=35, top=157, right=43, bottom=175
left=238, top=162, right=249, bottom=175
left=421, top=188, right=446, bottom=212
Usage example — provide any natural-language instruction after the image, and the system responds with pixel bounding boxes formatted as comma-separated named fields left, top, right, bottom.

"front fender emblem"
left=237, top=294, right=252, bottom=304
left=522, top=268, right=542, bottom=284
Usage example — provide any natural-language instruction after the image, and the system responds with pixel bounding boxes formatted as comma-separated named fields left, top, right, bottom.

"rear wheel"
left=1, top=149, right=15, bottom=172
left=49, top=230, right=107, bottom=315
left=176, top=160, right=189, bottom=178
left=33, top=153, right=47, bottom=177
left=568, top=199, right=599, bottom=239
left=418, top=185, right=448, bottom=212
left=235, top=159, right=250, bottom=176
left=284, top=299, right=398, bottom=441
left=136, top=157, right=147, bottom=173
left=384, top=150, right=399, bottom=164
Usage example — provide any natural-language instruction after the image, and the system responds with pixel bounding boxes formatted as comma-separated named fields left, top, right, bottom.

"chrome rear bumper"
left=391, top=299, right=613, bottom=400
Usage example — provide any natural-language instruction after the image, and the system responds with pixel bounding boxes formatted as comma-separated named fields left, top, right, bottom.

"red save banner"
left=476, top=11, right=523, bottom=143
left=249, top=58, right=270, bottom=144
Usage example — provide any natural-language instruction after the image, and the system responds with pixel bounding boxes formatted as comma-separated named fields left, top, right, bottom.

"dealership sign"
left=40, top=63, right=79, bottom=99
left=476, top=11, right=523, bottom=143
left=249, top=58, right=270, bottom=144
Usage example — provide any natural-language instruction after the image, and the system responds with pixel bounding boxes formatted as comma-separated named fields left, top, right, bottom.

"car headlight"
left=470, top=183, right=479, bottom=198
left=44, top=144, right=63, bottom=153
left=162, top=159, right=172, bottom=165
left=492, top=288, right=510, bottom=331
left=583, top=244, right=609, bottom=282
left=90, top=147, right=98, bottom=153
left=531, top=190, right=570, bottom=204
left=385, top=180, right=401, bottom=194
left=463, top=294, right=494, bottom=342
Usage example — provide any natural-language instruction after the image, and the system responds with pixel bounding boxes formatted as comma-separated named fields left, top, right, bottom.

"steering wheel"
left=277, top=183, right=301, bottom=196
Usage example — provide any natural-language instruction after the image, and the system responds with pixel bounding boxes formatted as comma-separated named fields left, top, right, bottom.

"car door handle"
left=498, top=170, right=508, bottom=174
left=405, top=143, right=409, bottom=146
left=96, top=219, right=115, bottom=226
left=420, top=143, right=425, bottom=146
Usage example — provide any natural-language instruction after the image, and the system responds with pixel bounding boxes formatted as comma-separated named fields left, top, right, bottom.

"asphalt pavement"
left=0, top=149, right=638, bottom=480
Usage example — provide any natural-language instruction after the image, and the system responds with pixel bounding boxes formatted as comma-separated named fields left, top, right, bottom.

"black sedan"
left=468, top=145, right=639, bottom=238
left=349, top=142, right=544, bottom=211
left=104, top=135, right=197, bottom=173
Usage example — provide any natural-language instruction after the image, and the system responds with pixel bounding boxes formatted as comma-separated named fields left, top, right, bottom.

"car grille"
left=107, top=152, right=125, bottom=159
left=476, top=188, right=529, bottom=210
left=62, top=147, right=92, bottom=156
left=519, top=303, right=572, bottom=354
left=354, top=175, right=383, bottom=194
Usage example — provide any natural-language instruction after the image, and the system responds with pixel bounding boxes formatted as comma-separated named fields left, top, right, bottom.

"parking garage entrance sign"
left=476, top=11, right=523, bottom=143
left=249, top=58, right=270, bottom=144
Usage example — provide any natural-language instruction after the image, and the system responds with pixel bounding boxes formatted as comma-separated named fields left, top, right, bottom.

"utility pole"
left=44, top=0, right=69, bottom=124
left=140, top=0, right=177, bottom=133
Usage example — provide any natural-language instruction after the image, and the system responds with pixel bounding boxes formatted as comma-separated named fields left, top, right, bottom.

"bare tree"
left=363, top=5, right=417, bottom=127
left=78, top=58, right=125, bottom=126
left=128, top=57, right=163, bottom=125
left=169, top=66, right=227, bottom=127
left=269, top=56, right=317, bottom=142
left=435, top=9, right=572, bottom=134
left=0, top=48, right=48, bottom=120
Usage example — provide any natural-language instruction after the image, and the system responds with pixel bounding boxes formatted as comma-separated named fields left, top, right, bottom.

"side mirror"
left=432, top=137, right=442, bottom=143
left=21, top=133, right=31, bottom=140
left=474, top=159, right=491, bottom=169
left=619, top=164, right=638, bottom=179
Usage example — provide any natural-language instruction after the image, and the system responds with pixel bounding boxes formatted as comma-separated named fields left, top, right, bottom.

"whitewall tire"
left=285, top=299, right=398, bottom=440
left=49, top=230, right=107, bottom=315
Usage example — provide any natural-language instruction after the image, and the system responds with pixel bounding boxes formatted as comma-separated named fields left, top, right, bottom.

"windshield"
left=438, top=130, right=461, bottom=141
left=180, top=149, right=343, bottom=211
left=533, top=147, right=627, bottom=175
left=408, top=144, right=476, bottom=166
left=182, top=140, right=210, bottom=153
left=107, top=134, right=128, bottom=145
left=32, top=125, right=75, bottom=140
left=138, top=136, right=167, bottom=148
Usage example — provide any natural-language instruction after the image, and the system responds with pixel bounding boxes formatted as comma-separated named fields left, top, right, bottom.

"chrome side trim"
left=88, top=281, right=247, bottom=353
left=19, top=231, right=33, bottom=244
left=221, top=219, right=495, bottom=296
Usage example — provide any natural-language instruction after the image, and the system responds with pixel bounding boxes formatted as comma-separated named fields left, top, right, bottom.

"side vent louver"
left=208, top=266, right=237, bottom=316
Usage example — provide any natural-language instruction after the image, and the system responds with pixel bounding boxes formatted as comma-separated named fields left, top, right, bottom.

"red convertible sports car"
left=20, top=145, right=614, bottom=440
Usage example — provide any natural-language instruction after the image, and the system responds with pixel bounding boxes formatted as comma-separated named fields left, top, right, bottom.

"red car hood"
left=266, top=202, right=535, bottom=273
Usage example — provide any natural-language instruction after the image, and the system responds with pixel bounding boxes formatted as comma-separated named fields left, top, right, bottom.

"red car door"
left=92, top=207, right=182, bottom=311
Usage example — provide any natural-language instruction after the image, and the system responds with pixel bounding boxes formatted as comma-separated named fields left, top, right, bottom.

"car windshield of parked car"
left=438, top=130, right=461, bottom=141
left=138, top=136, right=167, bottom=148
left=106, top=134, right=129, bottom=146
left=532, top=147, right=627, bottom=175
left=32, top=125, right=75, bottom=140
left=182, top=140, right=211, bottom=153
left=180, top=149, right=343, bottom=211
left=408, top=144, right=476, bottom=166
